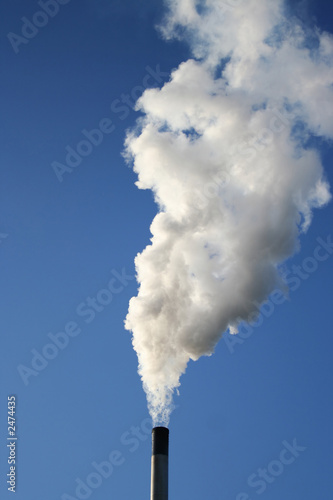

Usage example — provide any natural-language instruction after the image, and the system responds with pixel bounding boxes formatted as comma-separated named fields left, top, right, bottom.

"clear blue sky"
left=1, top=1, right=332, bottom=499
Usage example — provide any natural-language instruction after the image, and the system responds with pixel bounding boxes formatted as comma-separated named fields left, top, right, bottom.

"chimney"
left=150, top=427, right=169, bottom=500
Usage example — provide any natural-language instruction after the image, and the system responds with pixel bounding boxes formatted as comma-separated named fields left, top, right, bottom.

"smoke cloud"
left=124, top=0, right=332, bottom=426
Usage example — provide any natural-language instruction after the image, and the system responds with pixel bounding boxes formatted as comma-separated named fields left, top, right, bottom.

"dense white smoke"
left=124, top=0, right=332, bottom=426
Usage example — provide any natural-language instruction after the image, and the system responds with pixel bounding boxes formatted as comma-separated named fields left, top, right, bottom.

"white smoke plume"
left=124, top=0, right=332, bottom=426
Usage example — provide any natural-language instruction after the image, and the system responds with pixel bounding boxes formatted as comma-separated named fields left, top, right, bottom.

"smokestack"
left=150, top=427, right=169, bottom=500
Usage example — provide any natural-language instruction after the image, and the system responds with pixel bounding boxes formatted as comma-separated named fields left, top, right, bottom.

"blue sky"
left=1, top=1, right=332, bottom=499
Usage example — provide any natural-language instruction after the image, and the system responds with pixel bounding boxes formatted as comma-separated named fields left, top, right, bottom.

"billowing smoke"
left=124, top=0, right=332, bottom=426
